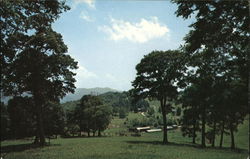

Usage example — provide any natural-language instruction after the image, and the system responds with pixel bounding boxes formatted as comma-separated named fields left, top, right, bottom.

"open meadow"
left=2, top=1, right=249, bottom=159
left=1, top=114, right=249, bottom=159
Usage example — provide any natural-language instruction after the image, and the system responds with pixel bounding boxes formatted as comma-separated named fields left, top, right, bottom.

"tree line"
left=0, top=91, right=150, bottom=140
left=1, top=0, right=248, bottom=149
left=131, top=0, right=249, bottom=149
left=1, top=95, right=112, bottom=139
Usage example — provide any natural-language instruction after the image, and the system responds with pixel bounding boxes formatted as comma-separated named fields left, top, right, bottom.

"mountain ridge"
left=1, top=87, right=120, bottom=104
left=60, top=87, right=120, bottom=103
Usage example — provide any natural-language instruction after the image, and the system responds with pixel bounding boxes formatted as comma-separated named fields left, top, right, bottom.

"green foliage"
left=1, top=0, right=77, bottom=145
left=126, top=117, right=152, bottom=128
left=7, top=97, right=36, bottom=139
left=71, top=95, right=112, bottom=136
left=132, top=50, right=186, bottom=101
left=125, top=112, right=172, bottom=129
left=180, top=85, right=201, bottom=142
left=94, top=104, right=113, bottom=134
left=132, top=50, right=186, bottom=144
left=174, top=1, right=249, bottom=81
left=61, top=100, right=79, bottom=111
left=119, top=108, right=127, bottom=119
left=100, top=92, right=131, bottom=114
left=43, top=102, right=66, bottom=136
left=6, top=97, right=66, bottom=139
left=176, top=107, right=181, bottom=116
left=173, top=0, right=249, bottom=147
left=147, top=107, right=155, bottom=116
left=1, top=0, right=71, bottom=95
left=131, top=99, right=150, bottom=113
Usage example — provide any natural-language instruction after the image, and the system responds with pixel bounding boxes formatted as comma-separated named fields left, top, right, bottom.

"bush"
left=147, top=107, right=155, bottom=116
left=176, top=107, right=181, bottom=116
left=119, top=108, right=127, bottom=119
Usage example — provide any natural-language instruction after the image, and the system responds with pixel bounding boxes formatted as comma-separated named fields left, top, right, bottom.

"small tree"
left=132, top=50, right=186, bottom=144
left=43, top=102, right=65, bottom=138
left=75, top=95, right=112, bottom=137
left=180, top=85, right=202, bottom=144
left=95, top=104, right=112, bottom=136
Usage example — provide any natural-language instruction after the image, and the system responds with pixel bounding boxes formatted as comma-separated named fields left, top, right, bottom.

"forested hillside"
left=60, top=87, right=119, bottom=103
left=61, top=91, right=150, bottom=115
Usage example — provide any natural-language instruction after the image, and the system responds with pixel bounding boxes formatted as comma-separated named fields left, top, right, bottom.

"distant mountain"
left=60, top=87, right=119, bottom=103
left=1, top=87, right=119, bottom=104
left=1, top=92, right=31, bottom=105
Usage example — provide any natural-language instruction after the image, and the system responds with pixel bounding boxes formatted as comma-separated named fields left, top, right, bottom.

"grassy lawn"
left=1, top=114, right=248, bottom=159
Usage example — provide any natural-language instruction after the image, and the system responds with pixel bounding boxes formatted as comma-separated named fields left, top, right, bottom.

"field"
left=1, top=114, right=249, bottom=159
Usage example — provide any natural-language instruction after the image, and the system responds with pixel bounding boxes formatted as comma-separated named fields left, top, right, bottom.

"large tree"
left=132, top=50, right=186, bottom=144
left=173, top=0, right=249, bottom=149
left=1, top=1, right=77, bottom=145
left=173, top=0, right=249, bottom=81
left=1, top=0, right=70, bottom=81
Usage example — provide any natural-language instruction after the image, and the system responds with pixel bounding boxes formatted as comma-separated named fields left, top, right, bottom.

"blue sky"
left=52, top=0, right=193, bottom=91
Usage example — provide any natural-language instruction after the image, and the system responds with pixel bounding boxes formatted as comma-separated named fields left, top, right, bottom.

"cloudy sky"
left=52, top=0, right=193, bottom=91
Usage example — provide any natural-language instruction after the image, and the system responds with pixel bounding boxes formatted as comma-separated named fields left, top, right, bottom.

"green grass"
left=221, top=115, right=249, bottom=150
left=1, top=115, right=249, bottom=159
left=127, top=112, right=145, bottom=120
left=104, top=112, right=145, bottom=134
left=104, top=117, right=126, bottom=133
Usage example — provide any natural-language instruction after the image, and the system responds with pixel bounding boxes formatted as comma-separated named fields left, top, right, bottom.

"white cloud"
left=99, top=17, right=170, bottom=43
left=73, top=0, right=95, bottom=9
left=75, top=64, right=97, bottom=79
left=79, top=11, right=94, bottom=22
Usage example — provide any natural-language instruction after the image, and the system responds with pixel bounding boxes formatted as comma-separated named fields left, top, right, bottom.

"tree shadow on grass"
left=125, top=140, right=248, bottom=153
left=62, top=135, right=112, bottom=139
left=1, top=143, right=61, bottom=154
left=126, top=140, right=200, bottom=148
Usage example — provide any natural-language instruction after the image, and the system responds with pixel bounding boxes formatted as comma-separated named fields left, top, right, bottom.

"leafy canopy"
left=132, top=50, right=186, bottom=101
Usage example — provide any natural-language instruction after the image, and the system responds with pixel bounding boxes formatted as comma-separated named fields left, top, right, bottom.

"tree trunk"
left=192, top=120, right=196, bottom=144
left=230, top=123, right=235, bottom=149
left=33, top=93, right=45, bottom=146
left=38, top=112, right=45, bottom=145
left=201, top=109, right=206, bottom=148
left=87, top=131, right=90, bottom=137
left=34, top=135, right=39, bottom=144
left=219, top=120, right=224, bottom=148
left=93, top=131, right=96, bottom=137
left=162, top=112, right=168, bottom=144
left=98, top=129, right=101, bottom=137
left=161, top=98, right=168, bottom=144
left=212, top=120, right=216, bottom=147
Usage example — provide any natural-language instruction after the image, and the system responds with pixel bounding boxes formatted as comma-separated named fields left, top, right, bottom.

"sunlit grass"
left=1, top=115, right=248, bottom=159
